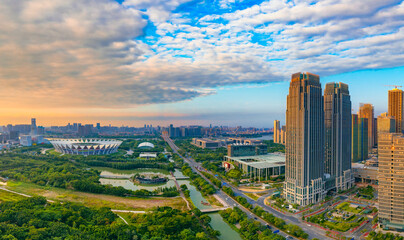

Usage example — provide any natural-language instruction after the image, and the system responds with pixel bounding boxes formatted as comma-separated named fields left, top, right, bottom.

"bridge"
left=175, top=176, right=190, bottom=180
left=200, top=207, right=231, bottom=213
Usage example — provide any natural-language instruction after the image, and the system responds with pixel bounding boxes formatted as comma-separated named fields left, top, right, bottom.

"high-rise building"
left=388, top=88, right=404, bottom=133
left=352, top=114, right=368, bottom=162
left=280, top=125, right=286, bottom=145
left=378, top=133, right=404, bottom=230
left=273, top=120, right=280, bottom=143
left=359, top=103, right=375, bottom=150
left=377, top=113, right=395, bottom=136
left=324, top=82, right=353, bottom=192
left=31, top=118, right=37, bottom=135
left=284, top=72, right=325, bottom=206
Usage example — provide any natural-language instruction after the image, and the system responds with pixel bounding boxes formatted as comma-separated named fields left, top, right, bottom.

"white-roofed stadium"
left=138, top=142, right=154, bottom=149
left=50, top=139, right=122, bottom=155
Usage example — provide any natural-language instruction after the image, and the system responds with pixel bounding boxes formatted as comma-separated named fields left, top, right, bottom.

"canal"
left=98, top=167, right=242, bottom=240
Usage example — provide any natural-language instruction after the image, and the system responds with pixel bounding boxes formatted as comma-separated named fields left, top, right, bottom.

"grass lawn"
left=0, top=189, right=26, bottom=202
left=46, top=149, right=63, bottom=156
left=336, top=202, right=363, bottom=214
left=244, top=192, right=260, bottom=201
left=5, top=181, right=188, bottom=211
left=204, top=195, right=223, bottom=208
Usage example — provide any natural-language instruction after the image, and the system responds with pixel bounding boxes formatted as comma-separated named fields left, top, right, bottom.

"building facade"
left=359, top=103, right=375, bottom=150
left=274, top=120, right=280, bottom=143
left=378, top=133, right=404, bottom=230
left=377, top=113, right=396, bottom=138
left=324, top=82, right=353, bottom=192
left=284, top=72, right=325, bottom=206
left=352, top=114, right=369, bottom=162
left=388, top=88, right=404, bottom=133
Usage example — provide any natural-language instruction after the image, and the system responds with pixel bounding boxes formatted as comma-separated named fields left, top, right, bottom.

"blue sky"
left=0, top=0, right=403, bottom=127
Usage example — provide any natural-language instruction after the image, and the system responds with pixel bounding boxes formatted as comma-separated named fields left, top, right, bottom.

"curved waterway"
left=96, top=167, right=175, bottom=191
left=177, top=175, right=241, bottom=240
left=98, top=168, right=241, bottom=240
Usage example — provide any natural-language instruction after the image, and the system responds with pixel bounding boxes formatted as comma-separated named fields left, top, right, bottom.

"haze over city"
left=1, top=0, right=404, bottom=127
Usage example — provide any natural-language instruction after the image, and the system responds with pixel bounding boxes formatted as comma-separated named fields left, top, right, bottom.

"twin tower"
left=283, top=72, right=353, bottom=206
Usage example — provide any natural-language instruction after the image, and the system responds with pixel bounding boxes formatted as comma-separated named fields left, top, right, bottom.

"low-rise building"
left=352, top=163, right=378, bottom=185
left=224, top=153, right=285, bottom=181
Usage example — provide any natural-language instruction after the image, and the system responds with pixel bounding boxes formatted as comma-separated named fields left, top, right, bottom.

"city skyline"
left=0, top=1, right=404, bottom=127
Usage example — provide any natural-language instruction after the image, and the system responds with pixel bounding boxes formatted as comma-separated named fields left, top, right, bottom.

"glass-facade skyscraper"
left=324, top=82, right=353, bottom=192
left=284, top=72, right=325, bottom=206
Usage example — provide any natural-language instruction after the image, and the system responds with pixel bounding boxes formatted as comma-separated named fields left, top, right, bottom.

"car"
left=286, top=237, right=294, bottom=240
left=266, top=225, right=272, bottom=230
left=273, top=230, right=279, bottom=234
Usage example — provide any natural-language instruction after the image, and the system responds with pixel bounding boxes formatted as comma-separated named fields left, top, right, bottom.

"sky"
left=0, top=0, right=403, bottom=127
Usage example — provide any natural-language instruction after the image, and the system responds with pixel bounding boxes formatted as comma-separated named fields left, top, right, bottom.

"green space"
left=222, top=187, right=308, bottom=239
left=0, top=196, right=218, bottom=240
left=336, top=202, right=364, bottom=214
left=0, top=189, right=25, bottom=202
left=357, top=185, right=375, bottom=200
left=220, top=207, right=285, bottom=240
left=0, top=152, right=177, bottom=198
left=5, top=181, right=187, bottom=211
left=263, top=140, right=285, bottom=153
left=367, top=231, right=404, bottom=240
left=182, top=164, right=216, bottom=196
left=307, top=204, right=367, bottom=232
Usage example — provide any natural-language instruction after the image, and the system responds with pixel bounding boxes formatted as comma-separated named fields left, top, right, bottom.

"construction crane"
left=385, top=85, right=402, bottom=88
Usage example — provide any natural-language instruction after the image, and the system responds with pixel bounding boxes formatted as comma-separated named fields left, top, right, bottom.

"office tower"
left=280, top=125, right=286, bottom=145
left=96, top=123, right=101, bottom=130
left=377, top=113, right=395, bottom=135
left=31, top=118, right=37, bottom=135
left=324, top=82, right=353, bottom=192
left=359, top=103, right=374, bottom=150
left=284, top=72, right=325, bottom=206
left=378, top=133, right=404, bottom=230
left=169, top=124, right=174, bottom=138
left=374, top=118, right=378, bottom=146
left=352, top=114, right=368, bottom=162
left=273, top=120, right=280, bottom=143
left=388, top=88, right=404, bottom=133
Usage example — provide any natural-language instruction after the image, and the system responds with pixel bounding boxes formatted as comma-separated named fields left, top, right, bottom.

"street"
left=163, top=134, right=330, bottom=240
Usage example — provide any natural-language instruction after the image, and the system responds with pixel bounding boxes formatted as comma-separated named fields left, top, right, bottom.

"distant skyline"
left=0, top=0, right=403, bottom=127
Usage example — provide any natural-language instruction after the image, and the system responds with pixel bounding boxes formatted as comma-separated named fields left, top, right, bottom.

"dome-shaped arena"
left=50, top=139, right=122, bottom=155
left=138, top=142, right=154, bottom=149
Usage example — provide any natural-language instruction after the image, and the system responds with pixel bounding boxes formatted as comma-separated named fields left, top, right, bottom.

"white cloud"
left=123, top=0, right=192, bottom=23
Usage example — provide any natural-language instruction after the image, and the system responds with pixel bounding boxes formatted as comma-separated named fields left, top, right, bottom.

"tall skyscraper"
left=273, top=120, right=280, bottom=143
left=377, top=113, right=396, bottom=136
left=284, top=72, right=325, bottom=206
left=324, top=82, right=353, bottom=192
left=352, top=114, right=368, bottom=162
left=388, top=88, right=404, bottom=133
left=30, top=118, right=37, bottom=135
left=280, top=125, right=286, bottom=145
left=378, top=133, right=404, bottom=230
left=359, top=103, right=374, bottom=150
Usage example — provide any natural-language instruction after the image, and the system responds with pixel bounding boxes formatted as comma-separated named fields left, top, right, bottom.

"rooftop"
left=226, top=153, right=285, bottom=169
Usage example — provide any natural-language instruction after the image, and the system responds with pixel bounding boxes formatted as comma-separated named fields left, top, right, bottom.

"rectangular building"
left=227, top=144, right=264, bottom=157
left=284, top=72, right=325, bottom=206
left=224, top=153, right=285, bottom=181
left=359, top=103, right=375, bottom=149
left=274, top=120, right=280, bottom=143
left=388, top=88, right=404, bottom=133
left=378, top=133, right=404, bottom=230
left=324, top=82, right=353, bottom=192
left=352, top=114, right=368, bottom=162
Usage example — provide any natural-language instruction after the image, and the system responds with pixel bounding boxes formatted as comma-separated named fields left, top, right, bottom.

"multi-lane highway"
left=163, top=134, right=329, bottom=240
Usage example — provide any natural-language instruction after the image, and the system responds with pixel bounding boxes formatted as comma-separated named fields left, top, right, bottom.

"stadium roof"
left=225, top=153, right=285, bottom=169
left=138, top=142, right=154, bottom=149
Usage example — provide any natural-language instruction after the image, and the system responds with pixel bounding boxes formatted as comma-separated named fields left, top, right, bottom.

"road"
left=163, top=134, right=330, bottom=240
